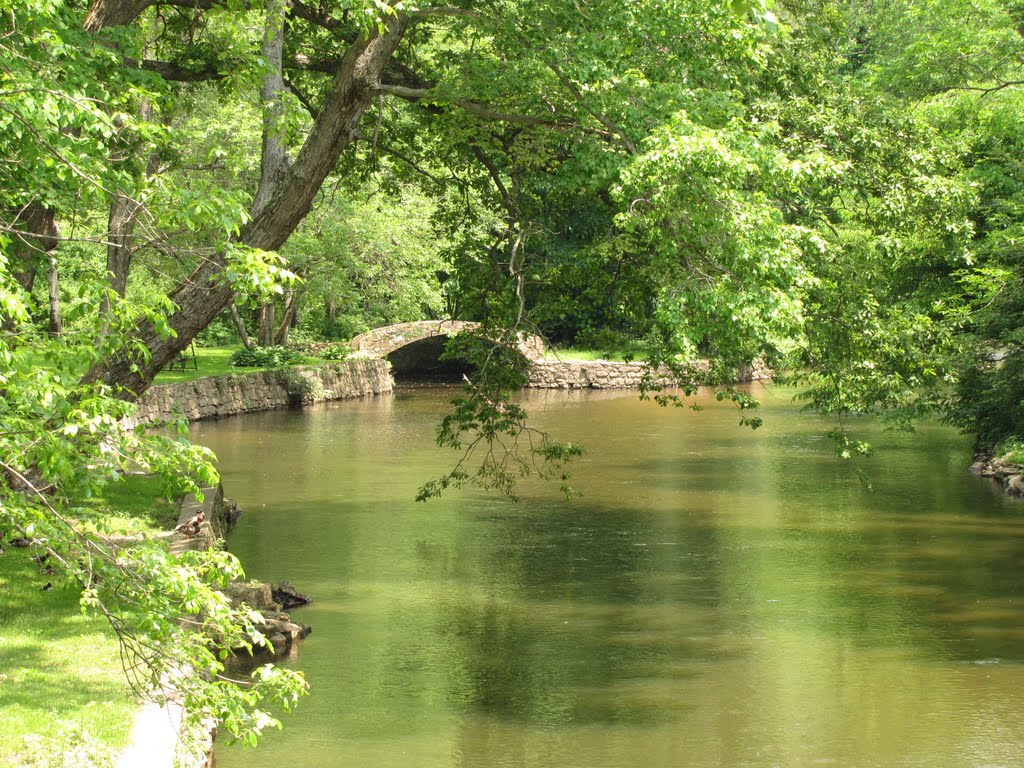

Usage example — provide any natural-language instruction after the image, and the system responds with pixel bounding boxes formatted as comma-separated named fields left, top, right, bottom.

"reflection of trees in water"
left=425, top=502, right=730, bottom=727
left=208, top=389, right=1024, bottom=767
left=750, top=419, right=1024, bottom=664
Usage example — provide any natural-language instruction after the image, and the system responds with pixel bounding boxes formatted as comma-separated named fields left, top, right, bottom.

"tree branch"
left=374, top=83, right=615, bottom=138
left=545, top=59, right=638, bottom=155
left=128, top=57, right=226, bottom=81
left=410, top=6, right=481, bottom=18
left=289, top=0, right=349, bottom=34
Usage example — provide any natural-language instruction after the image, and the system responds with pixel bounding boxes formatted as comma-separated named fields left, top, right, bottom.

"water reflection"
left=197, top=385, right=1024, bottom=768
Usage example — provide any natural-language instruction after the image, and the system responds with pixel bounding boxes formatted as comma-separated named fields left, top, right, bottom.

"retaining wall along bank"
left=125, top=359, right=392, bottom=427
left=127, top=357, right=771, bottom=428
left=525, top=359, right=772, bottom=389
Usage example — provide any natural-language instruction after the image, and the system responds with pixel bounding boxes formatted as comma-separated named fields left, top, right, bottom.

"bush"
left=316, top=343, right=352, bottom=360
left=228, top=346, right=305, bottom=368
left=997, top=436, right=1024, bottom=466
left=949, top=349, right=1024, bottom=453
left=196, top=313, right=240, bottom=347
left=275, top=369, right=325, bottom=406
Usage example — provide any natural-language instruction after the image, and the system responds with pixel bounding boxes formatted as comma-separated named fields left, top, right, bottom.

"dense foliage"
left=228, top=345, right=305, bottom=368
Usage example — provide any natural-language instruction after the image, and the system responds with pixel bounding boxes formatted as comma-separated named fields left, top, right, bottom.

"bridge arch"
left=350, top=321, right=545, bottom=381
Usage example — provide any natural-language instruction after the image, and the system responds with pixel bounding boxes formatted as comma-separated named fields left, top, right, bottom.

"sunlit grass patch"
left=996, top=436, right=1024, bottom=466
left=0, top=549, right=136, bottom=766
left=542, top=346, right=648, bottom=362
left=74, top=473, right=180, bottom=537
left=153, top=346, right=242, bottom=384
left=152, top=345, right=331, bottom=385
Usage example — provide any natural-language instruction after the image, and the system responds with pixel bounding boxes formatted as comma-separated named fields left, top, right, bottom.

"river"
left=194, top=384, right=1024, bottom=768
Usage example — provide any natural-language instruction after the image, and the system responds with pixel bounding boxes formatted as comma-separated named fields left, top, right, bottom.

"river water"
left=195, top=385, right=1024, bottom=768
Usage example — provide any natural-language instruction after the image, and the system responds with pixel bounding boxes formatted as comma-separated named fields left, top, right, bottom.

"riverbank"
left=970, top=454, right=1024, bottom=496
left=127, top=359, right=392, bottom=428
left=116, top=484, right=311, bottom=768
left=129, top=356, right=772, bottom=427
left=0, top=473, right=225, bottom=768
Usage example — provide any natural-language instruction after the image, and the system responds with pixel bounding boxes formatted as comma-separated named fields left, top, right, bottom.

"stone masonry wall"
left=125, top=357, right=770, bottom=428
left=525, top=359, right=771, bottom=389
left=126, top=359, right=392, bottom=427
left=526, top=360, right=680, bottom=389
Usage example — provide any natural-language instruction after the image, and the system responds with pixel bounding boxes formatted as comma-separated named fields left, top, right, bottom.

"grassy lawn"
left=542, top=345, right=649, bottom=362
left=152, top=345, right=331, bottom=385
left=0, top=548, right=136, bottom=767
left=0, top=475, right=183, bottom=764
left=75, top=474, right=181, bottom=537
left=152, top=346, right=243, bottom=384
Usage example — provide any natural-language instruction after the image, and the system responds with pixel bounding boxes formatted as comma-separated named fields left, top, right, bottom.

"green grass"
left=542, top=346, right=648, bottom=362
left=152, top=346, right=243, bottom=384
left=996, top=436, right=1024, bottom=466
left=75, top=474, right=181, bottom=537
left=152, top=346, right=331, bottom=385
left=0, top=548, right=136, bottom=767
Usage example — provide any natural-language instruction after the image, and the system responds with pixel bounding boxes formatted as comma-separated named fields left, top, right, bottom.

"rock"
left=222, top=582, right=313, bottom=660
left=261, top=609, right=292, bottom=621
left=989, top=459, right=1012, bottom=476
left=224, top=581, right=275, bottom=610
left=266, top=632, right=288, bottom=653
left=272, top=580, right=312, bottom=610
left=1007, top=475, right=1024, bottom=495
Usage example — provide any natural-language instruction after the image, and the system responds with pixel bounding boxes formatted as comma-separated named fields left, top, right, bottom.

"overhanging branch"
left=128, top=57, right=226, bottom=81
left=374, top=83, right=615, bottom=138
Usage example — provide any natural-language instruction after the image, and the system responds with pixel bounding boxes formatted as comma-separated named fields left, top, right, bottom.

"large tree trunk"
left=100, top=130, right=160, bottom=313
left=2, top=203, right=59, bottom=330
left=255, top=0, right=289, bottom=350
left=99, top=192, right=141, bottom=317
left=82, top=13, right=408, bottom=398
left=252, top=0, right=290, bottom=217
left=83, top=0, right=152, bottom=32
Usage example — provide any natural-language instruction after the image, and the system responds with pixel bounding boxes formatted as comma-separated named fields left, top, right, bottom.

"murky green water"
left=195, top=385, right=1024, bottom=768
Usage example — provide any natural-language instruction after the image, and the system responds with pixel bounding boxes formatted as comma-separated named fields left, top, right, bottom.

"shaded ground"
left=0, top=546, right=135, bottom=765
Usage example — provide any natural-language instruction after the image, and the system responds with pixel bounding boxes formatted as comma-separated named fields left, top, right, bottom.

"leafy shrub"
left=228, top=346, right=305, bottom=368
left=196, top=313, right=240, bottom=347
left=949, top=349, right=1024, bottom=453
left=275, top=369, right=325, bottom=406
left=316, top=343, right=352, bottom=360
left=997, top=436, right=1024, bottom=466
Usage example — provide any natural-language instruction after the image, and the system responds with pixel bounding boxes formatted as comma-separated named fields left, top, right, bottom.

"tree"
left=1, top=0, right=308, bottom=748
left=818, top=0, right=1024, bottom=453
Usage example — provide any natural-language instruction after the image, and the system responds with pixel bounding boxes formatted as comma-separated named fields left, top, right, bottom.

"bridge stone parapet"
left=350, top=320, right=545, bottom=361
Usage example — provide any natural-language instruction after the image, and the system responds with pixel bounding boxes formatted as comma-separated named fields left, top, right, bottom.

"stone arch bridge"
left=349, top=321, right=546, bottom=379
